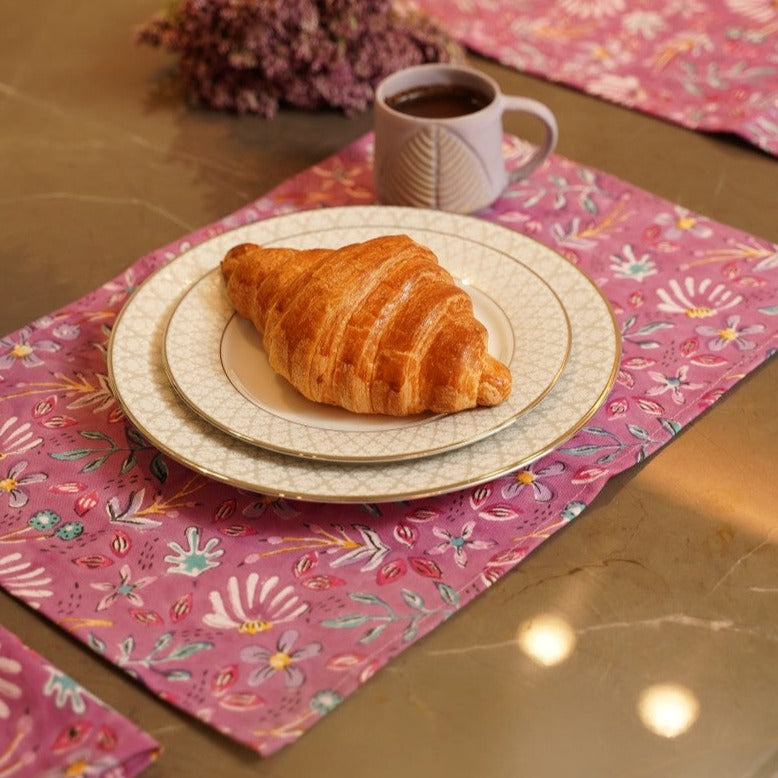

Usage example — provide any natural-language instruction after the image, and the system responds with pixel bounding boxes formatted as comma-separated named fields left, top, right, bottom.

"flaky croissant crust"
left=221, top=234, right=511, bottom=416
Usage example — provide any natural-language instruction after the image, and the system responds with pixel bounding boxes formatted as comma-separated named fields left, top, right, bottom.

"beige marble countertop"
left=1, top=2, right=777, bottom=776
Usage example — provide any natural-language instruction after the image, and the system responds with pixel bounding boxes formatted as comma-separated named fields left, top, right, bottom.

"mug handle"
left=501, top=96, right=558, bottom=182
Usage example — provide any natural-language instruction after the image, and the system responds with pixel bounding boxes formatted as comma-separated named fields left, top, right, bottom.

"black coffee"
left=386, top=84, right=491, bottom=118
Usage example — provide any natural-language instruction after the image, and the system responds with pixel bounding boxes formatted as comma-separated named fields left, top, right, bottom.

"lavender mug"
left=373, top=63, right=558, bottom=213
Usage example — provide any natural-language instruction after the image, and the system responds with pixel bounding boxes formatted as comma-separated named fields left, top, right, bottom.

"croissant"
left=220, top=234, right=511, bottom=416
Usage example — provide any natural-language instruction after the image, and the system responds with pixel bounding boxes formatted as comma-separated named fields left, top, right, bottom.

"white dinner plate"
left=161, top=234, right=571, bottom=462
left=108, top=206, right=620, bottom=503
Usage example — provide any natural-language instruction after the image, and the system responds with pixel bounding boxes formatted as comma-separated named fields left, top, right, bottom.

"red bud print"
left=217, top=523, right=256, bottom=537
left=482, top=567, right=503, bottom=586
left=169, top=593, right=193, bottom=622
left=487, top=545, right=529, bottom=566
left=376, top=558, right=406, bottom=585
left=622, top=356, right=656, bottom=370
left=293, top=551, right=317, bottom=578
left=219, top=693, right=264, bottom=711
left=301, top=575, right=345, bottom=590
left=627, top=290, right=645, bottom=308
left=74, top=491, right=98, bottom=516
left=42, top=415, right=78, bottom=429
left=679, top=337, right=699, bottom=356
left=129, top=608, right=163, bottom=626
left=409, top=556, right=442, bottom=579
left=571, top=466, right=610, bottom=483
left=393, top=523, right=417, bottom=548
left=50, top=482, right=87, bottom=494
left=470, top=484, right=491, bottom=509
left=214, top=498, right=236, bottom=522
left=326, top=653, right=366, bottom=671
left=52, top=721, right=92, bottom=751
left=478, top=505, right=520, bottom=522
left=97, top=725, right=118, bottom=751
left=32, top=395, right=57, bottom=418
left=73, top=554, right=113, bottom=570
left=110, top=531, right=131, bottom=557
left=691, top=354, right=729, bottom=367
left=405, top=508, right=438, bottom=523
left=606, top=397, right=629, bottom=419
left=106, top=406, right=125, bottom=424
left=636, top=397, right=664, bottom=416
left=211, top=664, right=238, bottom=695
left=616, top=369, right=635, bottom=389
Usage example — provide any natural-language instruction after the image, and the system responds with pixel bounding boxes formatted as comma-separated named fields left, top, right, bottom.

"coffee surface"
left=386, top=84, right=491, bottom=118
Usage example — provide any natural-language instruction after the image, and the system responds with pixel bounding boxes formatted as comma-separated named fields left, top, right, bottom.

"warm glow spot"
left=515, top=470, right=536, bottom=486
left=516, top=614, right=576, bottom=666
left=718, top=328, right=737, bottom=341
left=684, top=306, right=715, bottom=318
left=637, top=683, right=700, bottom=738
left=0, top=478, right=15, bottom=493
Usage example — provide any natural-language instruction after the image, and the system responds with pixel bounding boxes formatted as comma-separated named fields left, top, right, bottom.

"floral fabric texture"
left=0, top=135, right=777, bottom=756
left=411, top=0, right=778, bottom=155
left=0, top=625, right=159, bottom=777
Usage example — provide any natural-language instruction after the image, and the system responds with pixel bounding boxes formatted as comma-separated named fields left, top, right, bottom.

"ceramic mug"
left=373, top=63, right=558, bottom=213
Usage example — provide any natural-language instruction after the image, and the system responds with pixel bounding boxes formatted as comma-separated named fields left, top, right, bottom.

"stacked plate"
left=108, top=206, right=620, bottom=503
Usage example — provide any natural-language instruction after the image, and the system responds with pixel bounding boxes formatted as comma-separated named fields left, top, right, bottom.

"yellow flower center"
left=685, top=306, right=715, bottom=318
left=676, top=216, right=696, bottom=230
left=268, top=651, right=291, bottom=671
left=516, top=470, right=535, bottom=485
left=10, top=344, right=32, bottom=358
left=238, top=619, right=272, bottom=635
left=0, top=478, right=16, bottom=493
left=718, top=328, right=737, bottom=341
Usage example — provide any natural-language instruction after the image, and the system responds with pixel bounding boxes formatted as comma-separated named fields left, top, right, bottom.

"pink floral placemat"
left=0, top=625, right=159, bottom=777
left=0, top=135, right=777, bottom=757
left=411, top=0, right=778, bottom=155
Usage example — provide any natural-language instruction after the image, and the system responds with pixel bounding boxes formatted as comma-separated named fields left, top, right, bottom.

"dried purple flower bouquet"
left=135, top=0, right=464, bottom=117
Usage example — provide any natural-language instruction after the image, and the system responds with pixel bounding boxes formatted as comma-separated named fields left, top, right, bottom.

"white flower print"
left=558, top=0, right=625, bottom=19
left=646, top=366, right=704, bottom=405
left=428, top=521, right=496, bottom=569
left=0, top=327, right=60, bottom=370
left=90, top=564, right=157, bottom=611
left=240, top=629, right=322, bottom=688
left=204, top=573, right=309, bottom=634
left=502, top=461, right=566, bottom=501
left=610, top=244, right=657, bottom=281
left=656, top=277, right=742, bottom=318
left=0, top=416, right=43, bottom=460
left=695, top=315, right=765, bottom=351
left=164, top=526, right=224, bottom=577
left=0, top=460, right=47, bottom=509
left=0, top=552, right=52, bottom=609
left=655, top=207, right=713, bottom=241
left=726, top=0, right=777, bottom=23
left=588, top=74, right=648, bottom=105
left=0, top=648, right=22, bottom=719
left=622, top=10, right=666, bottom=39
left=0, top=713, right=34, bottom=774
